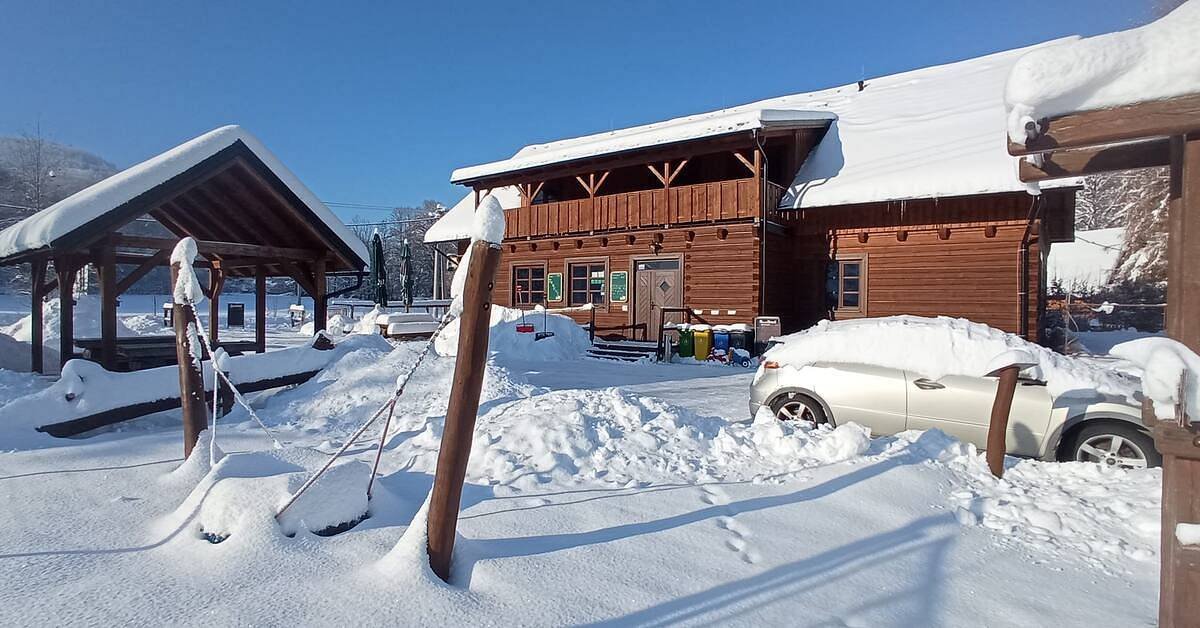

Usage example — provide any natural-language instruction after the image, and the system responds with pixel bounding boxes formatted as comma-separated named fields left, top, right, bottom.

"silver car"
left=749, top=360, right=1159, bottom=469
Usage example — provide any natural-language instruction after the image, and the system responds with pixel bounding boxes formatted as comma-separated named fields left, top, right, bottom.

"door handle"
left=913, top=378, right=945, bottom=390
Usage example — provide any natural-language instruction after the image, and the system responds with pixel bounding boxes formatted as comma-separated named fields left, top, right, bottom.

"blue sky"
left=0, top=0, right=1152, bottom=221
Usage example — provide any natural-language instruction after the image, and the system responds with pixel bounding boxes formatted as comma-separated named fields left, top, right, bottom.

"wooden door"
left=633, top=258, right=683, bottom=341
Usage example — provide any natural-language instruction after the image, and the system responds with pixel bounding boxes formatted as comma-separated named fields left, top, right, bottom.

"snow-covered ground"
left=0, top=307, right=1161, bottom=626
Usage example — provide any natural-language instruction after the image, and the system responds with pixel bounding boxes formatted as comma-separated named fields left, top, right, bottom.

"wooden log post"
left=313, top=261, right=328, bottom=333
left=97, top=246, right=118, bottom=370
left=427, top=240, right=502, bottom=582
left=208, top=262, right=225, bottom=347
left=30, top=260, right=46, bottom=373
left=255, top=265, right=267, bottom=353
left=170, top=247, right=208, bottom=458
left=55, top=259, right=78, bottom=370
left=985, top=365, right=1021, bottom=479
left=1156, top=133, right=1200, bottom=627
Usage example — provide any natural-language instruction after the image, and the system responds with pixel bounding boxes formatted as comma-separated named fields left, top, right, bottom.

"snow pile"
left=434, top=305, right=591, bottom=362
left=425, top=187, right=521, bottom=244
left=1111, top=336, right=1200, bottom=419
left=353, top=305, right=386, bottom=333
left=1047, top=227, right=1123, bottom=290
left=764, top=316, right=1139, bottom=400
left=1006, top=1, right=1200, bottom=144
left=2, top=295, right=142, bottom=344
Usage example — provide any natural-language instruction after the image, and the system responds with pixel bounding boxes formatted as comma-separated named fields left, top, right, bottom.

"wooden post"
left=55, top=259, right=77, bottom=369
left=312, top=261, right=327, bottom=333
left=208, top=263, right=224, bottom=347
left=985, top=365, right=1021, bottom=478
left=1156, top=133, right=1200, bottom=627
left=30, top=260, right=46, bottom=373
left=97, top=246, right=118, bottom=370
left=255, top=265, right=267, bottom=353
left=170, top=260, right=208, bottom=458
left=427, top=240, right=501, bottom=582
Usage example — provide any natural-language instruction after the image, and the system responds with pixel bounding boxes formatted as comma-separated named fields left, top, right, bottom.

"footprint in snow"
left=699, top=485, right=729, bottom=506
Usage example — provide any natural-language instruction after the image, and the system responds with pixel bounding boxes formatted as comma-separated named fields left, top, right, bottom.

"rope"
left=186, top=302, right=285, bottom=449
left=275, top=310, right=458, bottom=520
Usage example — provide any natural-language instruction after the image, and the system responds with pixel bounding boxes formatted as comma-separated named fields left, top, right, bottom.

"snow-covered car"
left=748, top=316, right=1158, bottom=468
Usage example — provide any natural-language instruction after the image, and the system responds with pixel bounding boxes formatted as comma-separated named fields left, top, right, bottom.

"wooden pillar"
left=30, top=260, right=46, bottom=373
left=97, top=246, right=118, bottom=370
left=255, top=265, right=267, bottom=353
left=427, top=240, right=502, bottom=582
left=1156, top=133, right=1200, bottom=627
left=985, top=365, right=1020, bottom=478
left=312, top=261, right=327, bottom=333
left=170, top=261, right=207, bottom=458
left=208, top=263, right=224, bottom=347
left=55, top=259, right=77, bottom=369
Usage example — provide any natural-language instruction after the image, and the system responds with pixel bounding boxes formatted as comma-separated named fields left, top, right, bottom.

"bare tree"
left=10, top=123, right=64, bottom=211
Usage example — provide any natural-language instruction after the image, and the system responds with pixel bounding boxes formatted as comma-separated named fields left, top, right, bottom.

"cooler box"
left=712, top=325, right=731, bottom=352
left=692, top=324, right=713, bottom=360
left=676, top=323, right=695, bottom=358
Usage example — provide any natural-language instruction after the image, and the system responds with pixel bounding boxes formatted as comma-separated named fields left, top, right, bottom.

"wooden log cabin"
left=428, top=43, right=1080, bottom=343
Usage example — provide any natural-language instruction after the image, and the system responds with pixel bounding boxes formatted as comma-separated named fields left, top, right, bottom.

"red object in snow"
left=516, top=323, right=535, bottom=333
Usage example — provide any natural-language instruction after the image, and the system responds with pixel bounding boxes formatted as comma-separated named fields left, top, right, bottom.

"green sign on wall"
left=610, top=270, right=629, bottom=303
left=547, top=272, right=563, bottom=302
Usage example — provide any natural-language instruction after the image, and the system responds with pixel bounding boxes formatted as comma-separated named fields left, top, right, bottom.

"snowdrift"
left=434, top=305, right=591, bottom=362
left=763, top=316, right=1139, bottom=400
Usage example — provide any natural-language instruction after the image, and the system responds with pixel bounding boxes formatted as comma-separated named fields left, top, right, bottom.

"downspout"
left=1017, top=195, right=1043, bottom=340
left=754, top=129, right=769, bottom=317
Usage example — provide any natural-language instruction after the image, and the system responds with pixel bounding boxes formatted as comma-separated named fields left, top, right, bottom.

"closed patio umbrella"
left=370, top=230, right=388, bottom=307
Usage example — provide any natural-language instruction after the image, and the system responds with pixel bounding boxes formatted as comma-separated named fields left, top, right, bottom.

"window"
left=569, top=262, right=606, bottom=306
left=512, top=265, right=546, bottom=306
left=826, top=256, right=866, bottom=313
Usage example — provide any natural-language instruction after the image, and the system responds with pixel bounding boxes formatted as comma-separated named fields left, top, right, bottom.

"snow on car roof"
left=1005, top=1, right=1200, bottom=145
left=764, top=315, right=1138, bottom=400
left=0, top=125, right=370, bottom=264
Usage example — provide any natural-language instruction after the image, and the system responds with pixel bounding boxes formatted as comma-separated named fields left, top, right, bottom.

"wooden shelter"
left=432, top=44, right=1079, bottom=343
left=1009, top=93, right=1200, bottom=627
left=0, top=126, right=368, bottom=373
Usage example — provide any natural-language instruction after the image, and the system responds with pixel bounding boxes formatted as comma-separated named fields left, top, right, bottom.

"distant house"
left=428, top=42, right=1079, bottom=342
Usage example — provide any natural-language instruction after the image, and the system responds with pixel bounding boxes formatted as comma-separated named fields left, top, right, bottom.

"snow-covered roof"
left=449, top=42, right=1079, bottom=211
left=1005, top=1, right=1200, bottom=145
left=424, top=187, right=521, bottom=244
left=451, top=109, right=834, bottom=184
left=0, top=125, right=370, bottom=265
left=1047, top=227, right=1124, bottom=290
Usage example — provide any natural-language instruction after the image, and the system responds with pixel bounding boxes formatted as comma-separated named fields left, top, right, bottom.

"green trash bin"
left=676, top=323, right=695, bottom=358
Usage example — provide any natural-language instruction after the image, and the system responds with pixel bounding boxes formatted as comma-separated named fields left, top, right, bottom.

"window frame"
left=566, top=257, right=609, bottom=309
left=830, top=254, right=868, bottom=316
left=510, top=262, right=548, bottom=308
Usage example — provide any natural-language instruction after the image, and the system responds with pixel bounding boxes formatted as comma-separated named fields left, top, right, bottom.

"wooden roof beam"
left=1009, top=93, right=1200, bottom=156
left=112, top=234, right=324, bottom=261
left=1018, top=138, right=1172, bottom=182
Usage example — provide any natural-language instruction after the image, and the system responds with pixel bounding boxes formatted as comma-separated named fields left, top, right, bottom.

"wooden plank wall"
left=495, top=222, right=762, bottom=334
left=764, top=191, right=1065, bottom=339
left=504, top=179, right=758, bottom=239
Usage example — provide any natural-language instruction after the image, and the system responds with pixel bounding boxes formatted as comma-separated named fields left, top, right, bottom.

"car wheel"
left=769, top=394, right=828, bottom=426
left=1068, top=422, right=1161, bottom=469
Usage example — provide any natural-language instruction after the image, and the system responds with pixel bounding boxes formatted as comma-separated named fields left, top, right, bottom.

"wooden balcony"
left=503, top=177, right=761, bottom=239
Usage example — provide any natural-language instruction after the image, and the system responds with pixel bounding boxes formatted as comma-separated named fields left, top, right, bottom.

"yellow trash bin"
left=691, top=324, right=713, bottom=361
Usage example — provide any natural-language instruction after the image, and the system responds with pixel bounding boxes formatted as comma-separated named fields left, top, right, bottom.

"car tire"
left=769, top=393, right=828, bottom=426
left=1067, top=421, right=1161, bottom=469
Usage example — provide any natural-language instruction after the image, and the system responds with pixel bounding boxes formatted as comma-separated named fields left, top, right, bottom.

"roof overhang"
left=451, top=109, right=834, bottom=187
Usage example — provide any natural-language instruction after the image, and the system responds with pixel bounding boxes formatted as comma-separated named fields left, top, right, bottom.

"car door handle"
left=913, top=378, right=945, bottom=390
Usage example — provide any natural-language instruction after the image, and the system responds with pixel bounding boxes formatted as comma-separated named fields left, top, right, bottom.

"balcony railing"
left=503, top=177, right=760, bottom=239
